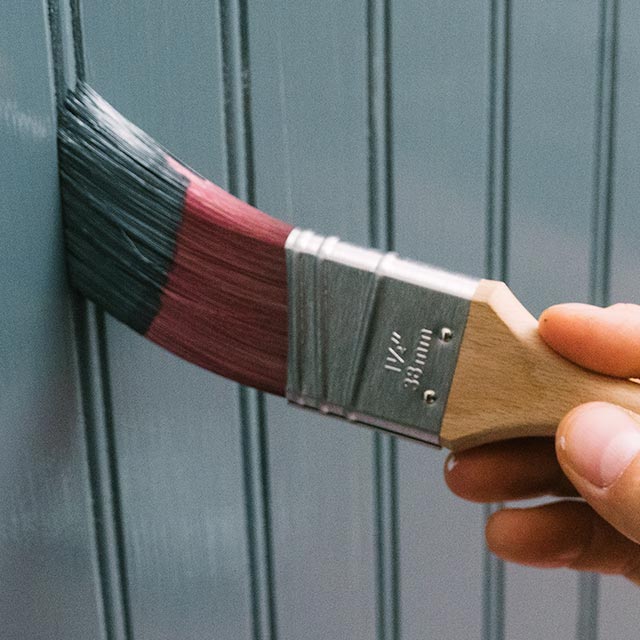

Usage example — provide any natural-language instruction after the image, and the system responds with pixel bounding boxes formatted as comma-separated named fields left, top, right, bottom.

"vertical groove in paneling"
left=72, top=304, right=132, bottom=640
left=69, top=0, right=86, bottom=81
left=485, top=0, right=511, bottom=285
left=372, top=441, right=400, bottom=640
left=367, top=0, right=394, bottom=251
left=69, top=0, right=134, bottom=631
left=219, top=1, right=277, bottom=638
left=589, top=0, right=619, bottom=308
left=483, top=0, right=511, bottom=638
left=238, top=389, right=277, bottom=640
left=367, top=2, right=400, bottom=639
left=576, top=572, right=599, bottom=640
left=481, top=504, right=505, bottom=640
left=578, top=2, right=619, bottom=638
left=485, top=0, right=499, bottom=281
left=498, top=0, right=512, bottom=285
left=45, top=0, right=67, bottom=101
left=46, top=3, right=131, bottom=639
left=94, top=311, right=134, bottom=640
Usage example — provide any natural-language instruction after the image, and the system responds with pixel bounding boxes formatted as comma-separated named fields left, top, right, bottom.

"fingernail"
left=560, top=403, right=640, bottom=488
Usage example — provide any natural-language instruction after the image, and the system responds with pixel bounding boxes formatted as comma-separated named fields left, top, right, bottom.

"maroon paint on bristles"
left=146, top=157, right=294, bottom=395
left=59, top=84, right=294, bottom=394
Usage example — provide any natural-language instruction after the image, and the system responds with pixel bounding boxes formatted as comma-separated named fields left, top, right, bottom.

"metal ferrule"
left=285, top=228, right=479, bottom=447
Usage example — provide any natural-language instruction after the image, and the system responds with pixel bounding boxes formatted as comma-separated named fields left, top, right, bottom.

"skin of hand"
left=444, top=302, right=640, bottom=585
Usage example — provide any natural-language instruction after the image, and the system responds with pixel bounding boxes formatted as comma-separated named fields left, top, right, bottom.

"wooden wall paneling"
left=507, top=2, right=597, bottom=311
left=577, top=2, right=618, bottom=637
left=601, top=0, right=640, bottom=635
left=79, top=2, right=254, bottom=639
left=390, top=2, right=488, bottom=638
left=13, top=0, right=637, bottom=638
left=0, top=1, right=105, bottom=638
left=218, top=1, right=276, bottom=636
left=505, top=2, right=600, bottom=638
left=248, top=1, right=379, bottom=638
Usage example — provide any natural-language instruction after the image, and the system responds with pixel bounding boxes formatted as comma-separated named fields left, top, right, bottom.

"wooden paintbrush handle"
left=440, top=279, right=640, bottom=451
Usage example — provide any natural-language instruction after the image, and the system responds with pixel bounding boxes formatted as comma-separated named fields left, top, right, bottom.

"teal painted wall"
left=1, top=1, right=639, bottom=639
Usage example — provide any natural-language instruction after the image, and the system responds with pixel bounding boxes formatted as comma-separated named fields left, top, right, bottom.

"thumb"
left=557, top=402, right=640, bottom=543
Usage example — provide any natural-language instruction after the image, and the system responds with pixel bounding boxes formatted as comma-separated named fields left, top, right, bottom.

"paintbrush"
left=57, top=83, right=640, bottom=451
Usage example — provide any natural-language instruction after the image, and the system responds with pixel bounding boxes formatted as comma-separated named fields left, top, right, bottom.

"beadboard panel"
left=505, top=2, right=599, bottom=639
left=80, top=2, right=254, bottom=639
left=601, top=1, right=640, bottom=635
left=1, top=1, right=637, bottom=639
left=0, top=1, right=104, bottom=638
left=507, top=2, right=597, bottom=314
left=391, top=3, right=488, bottom=638
left=249, top=1, right=378, bottom=638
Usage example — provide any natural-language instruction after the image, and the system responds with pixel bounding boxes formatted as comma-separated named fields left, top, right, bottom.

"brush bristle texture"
left=58, top=83, right=293, bottom=394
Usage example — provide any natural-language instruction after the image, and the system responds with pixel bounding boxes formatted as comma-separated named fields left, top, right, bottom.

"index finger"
left=444, top=437, right=578, bottom=503
left=539, top=303, right=640, bottom=378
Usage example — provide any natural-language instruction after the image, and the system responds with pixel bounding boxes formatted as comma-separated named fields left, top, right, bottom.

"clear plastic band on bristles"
left=285, top=228, right=479, bottom=447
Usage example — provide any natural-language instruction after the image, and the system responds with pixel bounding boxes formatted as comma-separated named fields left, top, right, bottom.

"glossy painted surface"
left=80, top=2, right=254, bottom=639
left=250, top=2, right=378, bottom=637
left=2, top=1, right=640, bottom=639
left=601, top=2, right=640, bottom=637
left=505, top=3, right=598, bottom=639
left=0, top=2, right=104, bottom=639
left=392, top=3, right=488, bottom=637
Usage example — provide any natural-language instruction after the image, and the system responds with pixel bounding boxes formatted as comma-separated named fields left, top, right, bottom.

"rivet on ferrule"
left=423, top=389, right=438, bottom=405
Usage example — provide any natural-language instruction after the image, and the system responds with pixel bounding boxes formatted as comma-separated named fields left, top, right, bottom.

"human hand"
left=444, top=302, right=640, bottom=584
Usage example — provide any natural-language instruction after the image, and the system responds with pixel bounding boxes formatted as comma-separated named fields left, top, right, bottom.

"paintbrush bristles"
left=59, top=84, right=186, bottom=332
left=59, top=83, right=293, bottom=394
